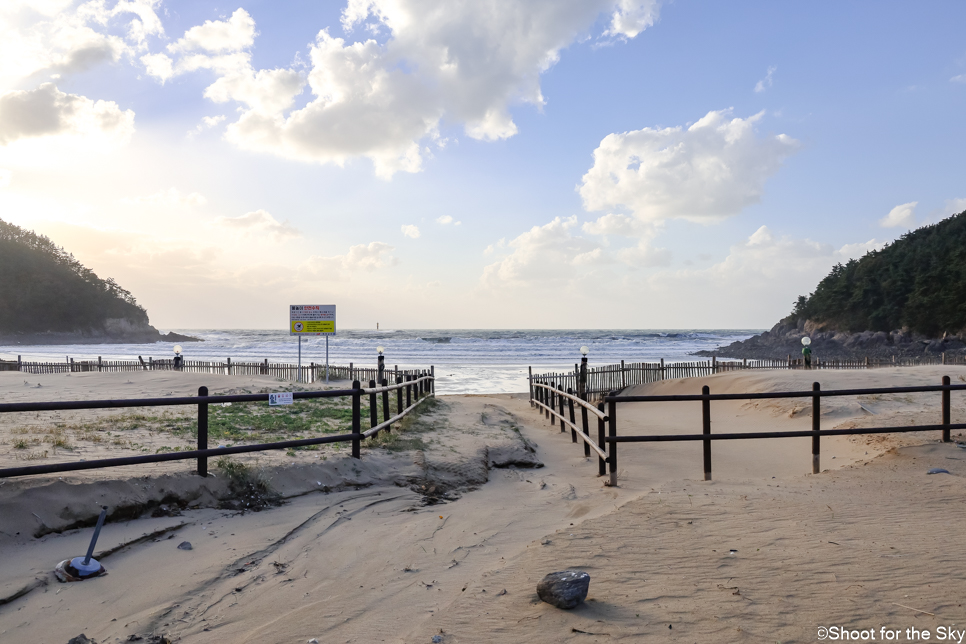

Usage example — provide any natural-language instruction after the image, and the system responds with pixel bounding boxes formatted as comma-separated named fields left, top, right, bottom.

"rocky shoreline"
left=696, top=319, right=966, bottom=360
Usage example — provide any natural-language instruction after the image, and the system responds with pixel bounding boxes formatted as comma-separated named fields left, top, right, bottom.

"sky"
left=1, top=1, right=964, bottom=331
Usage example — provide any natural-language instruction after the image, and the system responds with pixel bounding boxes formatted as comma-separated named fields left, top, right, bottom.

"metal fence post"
left=352, top=380, right=361, bottom=458
left=942, top=375, right=951, bottom=443
left=812, top=382, right=821, bottom=474
left=702, top=385, right=711, bottom=481
left=197, top=386, right=208, bottom=477
left=607, top=391, right=617, bottom=487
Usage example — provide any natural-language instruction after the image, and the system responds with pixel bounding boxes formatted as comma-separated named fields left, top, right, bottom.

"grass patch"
left=214, top=456, right=281, bottom=511
left=13, top=438, right=29, bottom=449
left=363, top=397, right=441, bottom=453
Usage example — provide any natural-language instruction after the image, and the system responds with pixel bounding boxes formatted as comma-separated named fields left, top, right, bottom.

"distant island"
left=699, top=209, right=966, bottom=360
left=0, top=218, right=200, bottom=345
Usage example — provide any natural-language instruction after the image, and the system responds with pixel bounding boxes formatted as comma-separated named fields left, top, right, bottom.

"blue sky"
left=1, top=1, right=964, bottom=329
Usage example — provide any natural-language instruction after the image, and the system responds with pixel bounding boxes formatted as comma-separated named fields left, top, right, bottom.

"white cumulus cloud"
left=143, top=1, right=663, bottom=178
left=579, top=109, right=799, bottom=223
left=311, top=241, right=397, bottom=272
left=880, top=201, right=917, bottom=228
left=401, top=224, right=420, bottom=239
left=0, top=83, right=134, bottom=146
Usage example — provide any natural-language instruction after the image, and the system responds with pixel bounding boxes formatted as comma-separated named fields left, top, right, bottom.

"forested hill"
left=700, top=210, right=966, bottom=359
left=788, top=210, right=966, bottom=336
left=0, top=218, right=196, bottom=343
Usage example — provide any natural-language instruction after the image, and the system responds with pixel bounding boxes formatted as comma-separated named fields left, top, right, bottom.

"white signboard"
left=269, top=392, right=294, bottom=406
left=290, top=304, right=336, bottom=336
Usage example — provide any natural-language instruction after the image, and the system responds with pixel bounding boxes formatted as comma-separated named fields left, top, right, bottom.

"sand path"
left=1, top=367, right=964, bottom=643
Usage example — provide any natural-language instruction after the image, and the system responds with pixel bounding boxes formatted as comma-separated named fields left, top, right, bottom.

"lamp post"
left=578, top=346, right=589, bottom=401
left=377, top=346, right=385, bottom=383
left=173, top=345, right=183, bottom=371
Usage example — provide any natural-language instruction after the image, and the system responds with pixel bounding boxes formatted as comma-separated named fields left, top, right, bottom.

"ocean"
left=0, top=329, right=760, bottom=394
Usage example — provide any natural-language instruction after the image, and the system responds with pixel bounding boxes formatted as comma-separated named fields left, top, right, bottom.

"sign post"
left=290, top=305, right=336, bottom=384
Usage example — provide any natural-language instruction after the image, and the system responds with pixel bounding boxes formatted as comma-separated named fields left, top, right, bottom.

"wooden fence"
left=0, top=372, right=436, bottom=479
left=1, top=355, right=425, bottom=385
left=530, top=377, right=965, bottom=487
left=531, top=353, right=966, bottom=403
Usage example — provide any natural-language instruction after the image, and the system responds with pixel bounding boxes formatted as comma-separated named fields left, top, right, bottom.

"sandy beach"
left=1, top=366, right=965, bottom=643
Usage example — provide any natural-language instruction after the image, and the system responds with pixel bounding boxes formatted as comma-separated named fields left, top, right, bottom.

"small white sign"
left=269, top=392, right=294, bottom=406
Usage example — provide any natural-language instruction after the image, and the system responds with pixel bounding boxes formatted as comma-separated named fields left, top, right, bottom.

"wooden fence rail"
left=531, top=353, right=966, bottom=403
left=0, top=371, right=436, bottom=479
left=528, top=375, right=965, bottom=487
left=0, top=356, right=428, bottom=385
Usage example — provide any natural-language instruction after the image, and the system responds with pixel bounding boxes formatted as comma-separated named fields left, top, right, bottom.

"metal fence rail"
left=0, top=371, right=436, bottom=479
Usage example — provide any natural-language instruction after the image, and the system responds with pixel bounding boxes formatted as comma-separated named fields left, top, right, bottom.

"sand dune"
left=1, top=367, right=964, bottom=643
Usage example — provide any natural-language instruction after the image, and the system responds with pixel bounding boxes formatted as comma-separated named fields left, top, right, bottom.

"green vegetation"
left=214, top=456, right=281, bottom=511
left=0, top=217, right=150, bottom=335
left=789, top=209, right=966, bottom=336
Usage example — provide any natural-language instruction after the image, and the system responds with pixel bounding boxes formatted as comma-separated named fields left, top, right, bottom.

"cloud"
left=311, top=241, right=397, bottom=272
left=581, top=212, right=642, bottom=236
left=167, top=8, right=256, bottom=54
left=951, top=74, right=966, bottom=84
left=144, top=1, right=663, bottom=178
left=401, top=224, right=420, bottom=238
left=880, top=201, right=917, bottom=228
left=215, top=209, right=301, bottom=240
left=0, top=0, right=163, bottom=84
left=436, top=215, right=461, bottom=225
left=481, top=216, right=609, bottom=288
left=648, top=226, right=884, bottom=316
left=121, top=188, right=207, bottom=208
left=0, top=83, right=134, bottom=146
left=579, top=109, right=798, bottom=223
left=754, top=65, right=776, bottom=93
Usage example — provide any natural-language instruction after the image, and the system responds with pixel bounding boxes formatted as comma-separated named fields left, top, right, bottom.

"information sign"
left=290, top=305, right=336, bottom=336
left=269, top=392, right=294, bottom=406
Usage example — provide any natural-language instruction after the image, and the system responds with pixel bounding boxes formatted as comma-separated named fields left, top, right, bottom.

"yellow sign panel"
left=291, top=320, right=335, bottom=334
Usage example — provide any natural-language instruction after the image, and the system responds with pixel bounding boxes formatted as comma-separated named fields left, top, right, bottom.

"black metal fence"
left=0, top=369, right=435, bottom=479
left=530, top=377, right=964, bottom=486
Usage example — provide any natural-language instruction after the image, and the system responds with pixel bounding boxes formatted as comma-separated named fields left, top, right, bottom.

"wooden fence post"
left=597, top=403, right=607, bottom=476
left=406, top=375, right=412, bottom=408
left=98, top=356, right=102, bottom=372
left=549, top=382, right=555, bottom=423
left=567, top=387, right=577, bottom=443
left=620, top=360, right=626, bottom=389
left=352, top=380, right=361, bottom=458
left=528, top=366, right=534, bottom=407
left=558, top=384, right=566, bottom=432
left=369, top=380, right=377, bottom=431
left=702, top=385, right=712, bottom=481
left=382, top=378, right=390, bottom=432
left=660, top=358, right=665, bottom=380
left=607, top=391, right=617, bottom=487
left=397, top=375, right=403, bottom=416
left=812, top=382, right=821, bottom=474
left=197, top=386, right=208, bottom=477
left=430, top=366, right=435, bottom=394
left=942, top=375, right=951, bottom=443
left=712, top=356, right=717, bottom=374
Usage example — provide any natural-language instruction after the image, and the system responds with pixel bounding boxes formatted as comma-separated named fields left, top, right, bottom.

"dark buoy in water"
left=55, top=506, right=109, bottom=582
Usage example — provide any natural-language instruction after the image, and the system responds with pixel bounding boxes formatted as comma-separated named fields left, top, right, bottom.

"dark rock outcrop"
left=696, top=318, right=966, bottom=360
